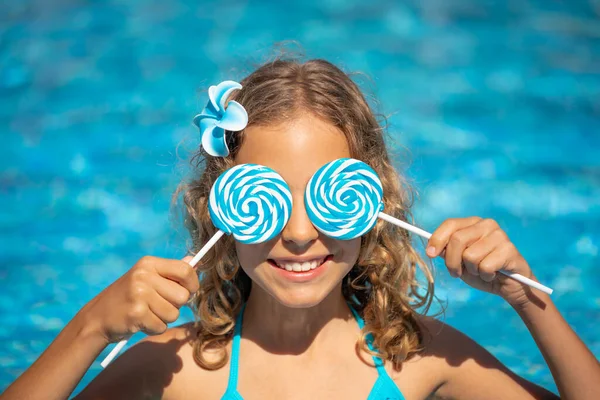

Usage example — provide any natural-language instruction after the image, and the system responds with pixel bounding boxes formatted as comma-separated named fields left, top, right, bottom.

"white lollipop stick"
left=189, top=229, right=225, bottom=266
left=100, top=229, right=225, bottom=369
left=377, top=212, right=553, bottom=295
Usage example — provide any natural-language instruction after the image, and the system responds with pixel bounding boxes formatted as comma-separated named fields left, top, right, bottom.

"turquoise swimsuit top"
left=221, top=303, right=405, bottom=400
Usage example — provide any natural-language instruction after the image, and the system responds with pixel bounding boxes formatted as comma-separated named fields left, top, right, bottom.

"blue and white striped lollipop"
left=102, top=163, right=292, bottom=368
left=209, top=164, right=292, bottom=244
left=305, top=158, right=384, bottom=240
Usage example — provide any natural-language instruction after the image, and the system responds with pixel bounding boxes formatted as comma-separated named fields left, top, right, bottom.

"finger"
left=149, top=273, right=194, bottom=308
left=478, top=247, right=512, bottom=282
left=461, top=222, right=506, bottom=276
left=462, top=234, right=497, bottom=277
left=147, top=291, right=180, bottom=324
left=426, top=217, right=482, bottom=258
left=154, top=259, right=200, bottom=295
left=139, top=309, right=169, bottom=336
left=443, top=226, right=483, bottom=278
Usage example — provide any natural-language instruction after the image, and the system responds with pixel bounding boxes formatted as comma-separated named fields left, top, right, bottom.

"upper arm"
left=73, top=325, right=196, bottom=400
left=421, top=318, right=559, bottom=400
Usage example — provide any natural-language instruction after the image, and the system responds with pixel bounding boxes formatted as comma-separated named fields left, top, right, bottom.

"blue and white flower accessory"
left=192, top=80, right=248, bottom=157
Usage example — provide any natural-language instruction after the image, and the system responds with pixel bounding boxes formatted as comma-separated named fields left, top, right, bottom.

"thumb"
left=182, top=255, right=194, bottom=266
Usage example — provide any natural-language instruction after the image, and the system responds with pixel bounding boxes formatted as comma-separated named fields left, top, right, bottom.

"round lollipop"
left=305, top=158, right=384, bottom=240
left=305, top=158, right=553, bottom=295
left=208, top=164, right=292, bottom=245
left=101, top=164, right=292, bottom=368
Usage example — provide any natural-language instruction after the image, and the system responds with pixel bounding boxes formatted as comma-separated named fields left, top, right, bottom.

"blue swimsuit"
left=221, top=303, right=406, bottom=400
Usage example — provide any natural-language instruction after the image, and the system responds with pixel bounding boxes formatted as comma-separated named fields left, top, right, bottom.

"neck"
left=241, top=284, right=353, bottom=356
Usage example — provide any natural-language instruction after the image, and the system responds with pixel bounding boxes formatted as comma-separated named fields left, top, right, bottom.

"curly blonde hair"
left=176, top=56, right=436, bottom=370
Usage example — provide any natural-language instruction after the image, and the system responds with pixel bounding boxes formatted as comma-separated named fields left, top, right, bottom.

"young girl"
left=3, top=58, right=599, bottom=400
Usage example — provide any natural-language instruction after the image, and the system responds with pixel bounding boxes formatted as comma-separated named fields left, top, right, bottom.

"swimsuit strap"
left=348, top=304, right=387, bottom=374
left=226, top=302, right=247, bottom=392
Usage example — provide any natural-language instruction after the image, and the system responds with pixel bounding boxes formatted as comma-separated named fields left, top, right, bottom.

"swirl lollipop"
left=305, top=158, right=384, bottom=240
left=207, top=164, right=292, bottom=244
left=305, top=158, right=553, bottom=295
left=101, top=164, right=292, bottom=367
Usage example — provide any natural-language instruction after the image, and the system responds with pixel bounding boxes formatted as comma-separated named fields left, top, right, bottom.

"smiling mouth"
left=268, top=255, right=333, bottom=272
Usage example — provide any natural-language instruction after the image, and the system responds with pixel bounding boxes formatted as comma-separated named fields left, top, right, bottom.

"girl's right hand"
left=80, top=255, right=199, bottom=344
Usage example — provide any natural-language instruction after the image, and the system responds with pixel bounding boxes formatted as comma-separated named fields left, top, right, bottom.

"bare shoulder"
left=74, top=323, right=230, bottom=400
left=412, top=315, right=558, bottom=399
left=384, top=316, right=453, bottom=398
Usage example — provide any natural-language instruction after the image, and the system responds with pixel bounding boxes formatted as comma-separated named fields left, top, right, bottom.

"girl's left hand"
left=426, top=216, right=540, bottom=308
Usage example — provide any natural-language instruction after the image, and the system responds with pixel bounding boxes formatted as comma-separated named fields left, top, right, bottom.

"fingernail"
left=426, top=246, right=436, bottom=257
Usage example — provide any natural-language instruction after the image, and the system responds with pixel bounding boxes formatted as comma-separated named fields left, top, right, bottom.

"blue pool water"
left=1, top=0, right=599, bottom=396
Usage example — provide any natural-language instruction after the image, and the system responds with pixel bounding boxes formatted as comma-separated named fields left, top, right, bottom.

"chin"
left=267, top=286, right=334, bottom=309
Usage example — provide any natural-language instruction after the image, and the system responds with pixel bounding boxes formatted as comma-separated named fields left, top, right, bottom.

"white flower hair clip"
left=192, top=80, right=248, bottom=157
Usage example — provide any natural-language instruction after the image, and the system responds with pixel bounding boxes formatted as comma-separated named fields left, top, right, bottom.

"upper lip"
left=269, top=255, right=330, bottom=263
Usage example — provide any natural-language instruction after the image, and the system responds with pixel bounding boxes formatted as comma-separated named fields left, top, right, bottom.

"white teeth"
left=274, top=258, right=325, bottom=272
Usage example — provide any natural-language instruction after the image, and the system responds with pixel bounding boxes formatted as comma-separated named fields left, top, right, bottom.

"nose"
left=281, top=192, right=319, bottom=249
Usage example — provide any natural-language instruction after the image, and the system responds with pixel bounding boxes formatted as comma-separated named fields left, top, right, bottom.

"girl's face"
left=234, top=114, right=361, bottom=308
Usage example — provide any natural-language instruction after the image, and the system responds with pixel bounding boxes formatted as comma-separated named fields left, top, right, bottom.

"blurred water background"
left=1, top=0, right=599, bottom=396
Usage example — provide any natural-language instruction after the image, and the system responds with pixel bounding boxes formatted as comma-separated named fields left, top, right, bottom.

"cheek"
left=235, top=242, right=255, bottom=269
left=234, top=241, right=270, bottom=272
left=331, top=237, right=361, bottom=268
